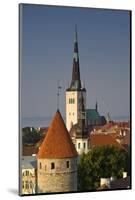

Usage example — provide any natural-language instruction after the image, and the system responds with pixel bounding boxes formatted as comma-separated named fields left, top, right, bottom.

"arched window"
left=26, top=170, right=29, bottom=176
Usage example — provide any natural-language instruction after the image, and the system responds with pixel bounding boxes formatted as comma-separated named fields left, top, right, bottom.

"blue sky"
left=20, top=4, right=130, bottom=119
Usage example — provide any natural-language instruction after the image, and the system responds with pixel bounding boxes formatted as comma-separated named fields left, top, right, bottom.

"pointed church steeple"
left=95, top=100, right=98, bottom=111
left=69, top=25, right=82, bottom=90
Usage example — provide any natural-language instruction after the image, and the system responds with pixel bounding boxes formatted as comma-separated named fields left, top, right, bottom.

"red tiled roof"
left=90, top=134, right=122, bottom=148
left=23, top=145, right=39, bottom=156
left=37, top=110, right=78, bottom=159
left=110, top=176, right=130, bottom=189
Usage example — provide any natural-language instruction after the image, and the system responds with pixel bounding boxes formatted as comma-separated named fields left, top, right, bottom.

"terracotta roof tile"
left=90, top=134, right=122, bottom=148
left=37, top=110, right=78, bottom=159
left=23, top=145, right=39, bottom=156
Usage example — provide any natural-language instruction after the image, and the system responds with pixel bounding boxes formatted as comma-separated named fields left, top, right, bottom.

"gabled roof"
left=90, top=134, right=122, bottom=149
left=22, top=156, right=37, bottom=169
left=110, top=176, right=130, bottom=189
left=37, top=110, right=78, bottom=159
left=23, top=145, right=39, bottom=156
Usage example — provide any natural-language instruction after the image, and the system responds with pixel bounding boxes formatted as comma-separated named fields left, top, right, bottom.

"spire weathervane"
left=75, top=24, right=78, bottom=42
left=57, top=81, right=62, bottom=111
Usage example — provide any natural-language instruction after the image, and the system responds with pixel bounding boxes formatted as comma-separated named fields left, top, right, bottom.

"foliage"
left=22, top=127, right=43, bottom=145
left=77, top=145, right=129, bottom=191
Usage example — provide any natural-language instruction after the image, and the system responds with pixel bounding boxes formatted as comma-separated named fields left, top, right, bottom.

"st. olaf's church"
left=66, top=26, right=106, bottom=155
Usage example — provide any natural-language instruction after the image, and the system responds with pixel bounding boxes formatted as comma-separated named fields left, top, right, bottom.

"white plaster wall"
left=76, top=138, right=89, bottom=154
left=66, top=91, right=78, bottom=131
left=66, top=90, right=86, bottom=131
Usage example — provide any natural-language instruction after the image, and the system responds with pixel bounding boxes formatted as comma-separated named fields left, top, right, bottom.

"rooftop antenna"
left=57, top=80, right=62, bottom=111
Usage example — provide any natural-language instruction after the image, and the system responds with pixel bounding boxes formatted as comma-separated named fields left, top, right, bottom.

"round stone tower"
left=37, top=110, right=78, bottom=193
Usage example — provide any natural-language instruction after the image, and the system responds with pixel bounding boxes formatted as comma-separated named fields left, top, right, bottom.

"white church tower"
left=66, top=26, right=86, bottom=131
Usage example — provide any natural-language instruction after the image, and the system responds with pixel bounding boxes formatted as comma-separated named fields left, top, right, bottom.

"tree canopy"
left=77, top=145, right=129, bottom=191
left=22, top=127, right=43, bottom=145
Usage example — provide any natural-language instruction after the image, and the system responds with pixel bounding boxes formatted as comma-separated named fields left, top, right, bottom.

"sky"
left=20, top=4, right=130, bottom=120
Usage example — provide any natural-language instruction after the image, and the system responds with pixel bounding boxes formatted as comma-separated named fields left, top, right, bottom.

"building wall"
left=76, top=138, right=89, bottom=154
left=37, top=157, right=77, bottom=193
left=22, top=168, right=37, bottom=194
left=66, top=90, right=86, bottom=131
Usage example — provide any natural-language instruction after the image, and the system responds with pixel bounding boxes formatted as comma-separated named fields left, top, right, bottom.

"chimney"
left=123, top=172, right=127, bottom=178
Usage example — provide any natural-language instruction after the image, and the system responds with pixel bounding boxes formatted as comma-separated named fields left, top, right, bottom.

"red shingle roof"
left=90, top=134, right=122, bottom=148
left=37, top=110, right=78, bottom=159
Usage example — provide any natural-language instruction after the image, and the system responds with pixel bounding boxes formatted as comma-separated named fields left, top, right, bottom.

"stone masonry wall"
left=37, top=157, right=77, bottom=193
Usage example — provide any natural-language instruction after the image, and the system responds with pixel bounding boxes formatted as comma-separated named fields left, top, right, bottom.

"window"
left=22, top=181, right=24, bottom=189
left=45, top=165, right=46, bottom=171
left=83, top=142, right=86, bottom=149
left=26, top=170, right=29, bottom=176
left=73, top=112, right=74, bottom=115
left=51, top=162, right=55, bottom=169
left=25, top=181, right=29, bottom=189
left=67, top=161, right=69, bottom=168
left=30, top=181, right=33, bottom=189
left=69, top=98, right=75, bottom=104
left=39, top=162, right=42, bottom=169
left=78, top=143, right=80, bottom=149
left=69, top=112, right=71, bottom=115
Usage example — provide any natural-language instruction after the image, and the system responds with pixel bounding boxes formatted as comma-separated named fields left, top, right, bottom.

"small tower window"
left=78, top=143, right=80, bottom=149
left=51, top=162, right=55, bottom=169
left=39, top=162, right=42, bottom=169
left=83, top=142, right=86, bottom=149
left=67, top=161, right=69, bottom=168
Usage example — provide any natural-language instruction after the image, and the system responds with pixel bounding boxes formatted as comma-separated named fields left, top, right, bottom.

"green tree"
left=77, top=145, right=129, bottom=191
left=22, top=127, right=43, bottom=145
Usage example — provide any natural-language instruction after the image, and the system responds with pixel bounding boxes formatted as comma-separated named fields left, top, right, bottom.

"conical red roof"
left=37, top=110, right=78, bottom=159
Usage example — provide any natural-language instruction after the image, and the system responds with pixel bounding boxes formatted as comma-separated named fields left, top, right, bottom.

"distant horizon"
left=22, top=114, right=130, bottom=128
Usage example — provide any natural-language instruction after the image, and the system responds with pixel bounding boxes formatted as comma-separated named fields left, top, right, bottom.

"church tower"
left=66, top=26, right=86, bottom=131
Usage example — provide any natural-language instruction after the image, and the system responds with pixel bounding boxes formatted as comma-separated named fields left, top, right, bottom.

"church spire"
left=69, top=25, right=82, bottom=90
left=95, top=100, right=98, bottom=111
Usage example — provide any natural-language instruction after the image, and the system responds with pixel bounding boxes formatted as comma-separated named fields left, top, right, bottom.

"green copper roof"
left=86, top=109, right=100, bottom=121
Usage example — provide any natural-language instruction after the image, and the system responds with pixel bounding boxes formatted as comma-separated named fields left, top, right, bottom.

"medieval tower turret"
left=66, top=26, right=86, bottom=132
left=37, top=110, right=78, bottom=193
